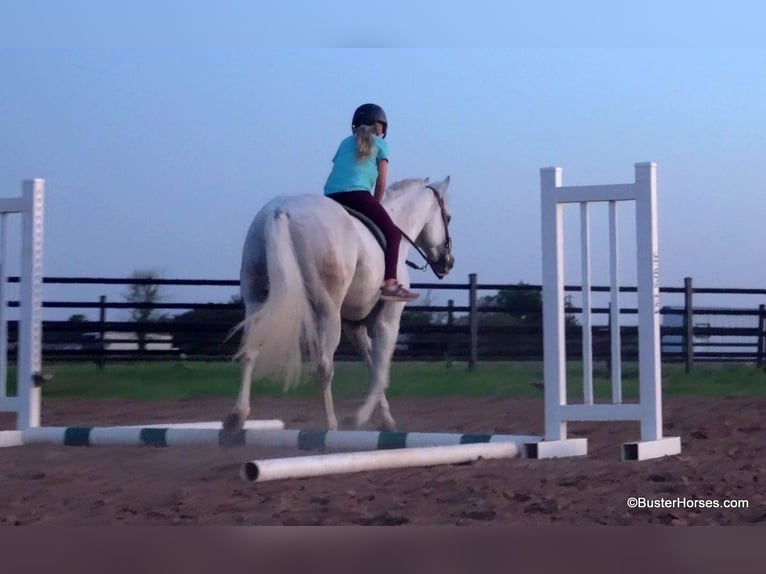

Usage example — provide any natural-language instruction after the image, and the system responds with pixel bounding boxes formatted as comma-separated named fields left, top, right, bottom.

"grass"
left=36, top=361, right=544, bottom=401
left=19, top=360, right=766, bottom=402
left=660, top=362, right=766, bottom=396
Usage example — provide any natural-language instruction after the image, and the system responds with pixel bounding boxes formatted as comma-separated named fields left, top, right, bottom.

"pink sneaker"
left=380, top=283, right=419, bottom=302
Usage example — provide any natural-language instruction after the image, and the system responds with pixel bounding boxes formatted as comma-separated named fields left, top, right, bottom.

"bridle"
left=400, top=184, right=453, bottom=277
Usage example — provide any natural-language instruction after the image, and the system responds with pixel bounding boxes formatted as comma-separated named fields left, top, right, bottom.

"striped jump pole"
left=21, top=426, right=541, bottom=450
left=241, top=442, right=521, bottom=483
left=21, top=420, right=285, bottom=447
left=234, top=429, right=540, bottom=451
left=119, top=420, right=284, bottom=430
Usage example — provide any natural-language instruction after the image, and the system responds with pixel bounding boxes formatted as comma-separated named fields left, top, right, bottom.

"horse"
left=221, top=176, right=454, bottom=439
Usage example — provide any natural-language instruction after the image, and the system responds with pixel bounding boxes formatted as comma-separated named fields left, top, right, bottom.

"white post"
left=634, top=162, right=662, bottom=441
left=540, top=167, right=568, bottom=443
left=608, top=201, right=622, bottom=402
left=580, top=202, right=593, bottom=404
left=17, top=180, right=45, bottom=429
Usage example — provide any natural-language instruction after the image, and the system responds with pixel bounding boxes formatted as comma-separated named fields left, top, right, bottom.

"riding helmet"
left=352, top=103, right=387, bottom=137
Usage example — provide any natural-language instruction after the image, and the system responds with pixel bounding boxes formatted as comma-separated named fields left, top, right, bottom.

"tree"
left=479, top=283, right=542, bottom=326
left=45, top=313, right=93, bottom=350
left=398, top=290, right=451, bottom=359
left=172, top=295, right=244, bottom=357
left=122, top=269, right=167, bottom=352
left=478, top=282, right=580, bottom=328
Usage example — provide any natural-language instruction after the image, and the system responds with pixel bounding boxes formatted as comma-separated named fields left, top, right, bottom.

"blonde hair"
left=353, top=124, right=378, bottom=161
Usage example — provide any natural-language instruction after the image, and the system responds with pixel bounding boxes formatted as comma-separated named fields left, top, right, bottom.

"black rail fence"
left=6, top=275, right=766, bottom=371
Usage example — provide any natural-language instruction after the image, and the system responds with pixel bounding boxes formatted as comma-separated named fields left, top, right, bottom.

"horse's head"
left=417, top=176, right=455, bottom=279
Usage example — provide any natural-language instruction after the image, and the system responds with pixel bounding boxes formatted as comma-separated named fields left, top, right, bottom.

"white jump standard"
left=0, top=180, right=286, bottom=448
left=0, top=180, right=44, bottom=432
left=532, top=162, right=681, bottom=461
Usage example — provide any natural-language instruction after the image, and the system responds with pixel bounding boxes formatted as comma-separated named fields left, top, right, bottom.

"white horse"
left=221, top=177, right=454, bottom=438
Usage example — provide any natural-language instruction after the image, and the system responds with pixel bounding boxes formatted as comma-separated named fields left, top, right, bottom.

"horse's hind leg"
left=316, top=314, right=343, bottom=430
left=221, top=346, right=257, bottom=443
left=222, top=255, right=262, bottom=440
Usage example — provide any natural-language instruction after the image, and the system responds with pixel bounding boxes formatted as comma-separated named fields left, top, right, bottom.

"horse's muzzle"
left=433, top=253, right=455, bottom=279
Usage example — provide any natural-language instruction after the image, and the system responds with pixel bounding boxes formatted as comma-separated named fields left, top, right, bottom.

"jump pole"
left=534, top=162, right=681, bottom=461
left=241, top=442, right=520, bottom=483
left=20, top=426, right=540, bottom=449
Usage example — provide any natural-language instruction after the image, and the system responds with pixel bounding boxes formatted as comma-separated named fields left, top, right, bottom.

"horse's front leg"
left=355, top=311, right=400, bottom=431
left=376, top=392, right=397, bottom=432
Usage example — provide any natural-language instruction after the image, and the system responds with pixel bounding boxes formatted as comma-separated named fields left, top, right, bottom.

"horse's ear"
left=438, top=175, right=451, bottom=194
left=424, top=177, right=430, bottom=184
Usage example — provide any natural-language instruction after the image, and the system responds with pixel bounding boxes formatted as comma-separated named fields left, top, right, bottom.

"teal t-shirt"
left=323, top=134, right=389, bottom=195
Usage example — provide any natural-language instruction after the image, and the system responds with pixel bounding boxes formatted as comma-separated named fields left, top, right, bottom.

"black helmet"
left=352, top=103, right=387, bottom=137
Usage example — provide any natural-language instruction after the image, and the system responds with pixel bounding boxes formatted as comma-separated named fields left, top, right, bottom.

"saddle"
left=341, top=205, right=387, bottom=251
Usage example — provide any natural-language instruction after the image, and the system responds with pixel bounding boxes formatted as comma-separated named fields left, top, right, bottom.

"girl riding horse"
left=324, top=103, right=419, bottom=302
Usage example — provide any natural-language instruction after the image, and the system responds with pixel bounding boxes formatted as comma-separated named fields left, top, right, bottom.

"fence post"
left=758, top=303, right=765, bottom=367
left=445, top=299, right=454, bottom=367
left=0, top=213, right=7, bottom=400
left=684, top=277, right=693, bottom=373
left=98, top=295, right=106, bottom=369
left=468, top=273, right=478, bottom=371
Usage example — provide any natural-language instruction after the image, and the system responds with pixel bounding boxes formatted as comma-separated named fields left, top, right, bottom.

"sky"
left=1, top=3, right=765, bottom=318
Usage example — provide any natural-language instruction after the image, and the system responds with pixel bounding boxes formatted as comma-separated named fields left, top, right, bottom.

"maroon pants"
left=327, top=190, right=402, bottom=281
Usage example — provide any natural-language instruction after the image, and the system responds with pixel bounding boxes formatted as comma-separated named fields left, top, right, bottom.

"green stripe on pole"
left=460, top=434, right=493, bottom=444
left=139, top=428, right=168, bottom=447
left=298, top=430, right=326, bottom=451
left=377, top=432, right=407, bottom=450
left=63, top=427, right=92, bottom=446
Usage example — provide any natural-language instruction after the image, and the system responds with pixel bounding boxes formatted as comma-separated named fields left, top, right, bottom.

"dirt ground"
left=0, top=395, right=764, bottom=525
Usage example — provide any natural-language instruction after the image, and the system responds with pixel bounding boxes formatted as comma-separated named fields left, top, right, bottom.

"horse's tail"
left=235, top=209, right=319, bottom=390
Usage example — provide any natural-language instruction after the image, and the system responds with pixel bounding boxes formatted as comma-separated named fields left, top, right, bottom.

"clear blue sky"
left=2, top=3, right=765, bottom=314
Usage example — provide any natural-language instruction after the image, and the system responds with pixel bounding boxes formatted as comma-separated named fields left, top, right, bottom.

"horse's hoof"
left=219, top=413, right=244, bottom=447
left=223, top=412, right=244, bottom=433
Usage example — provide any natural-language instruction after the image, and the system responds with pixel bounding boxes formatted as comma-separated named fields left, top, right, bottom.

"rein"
left=400, top=184, right=452, bottom=276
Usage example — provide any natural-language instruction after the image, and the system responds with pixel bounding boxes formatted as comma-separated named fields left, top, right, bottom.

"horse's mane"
left=385, top=178, right=426, bottom=198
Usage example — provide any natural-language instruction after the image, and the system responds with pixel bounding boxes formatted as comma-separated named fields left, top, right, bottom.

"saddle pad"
left=341, top=205, right=387, bottom=251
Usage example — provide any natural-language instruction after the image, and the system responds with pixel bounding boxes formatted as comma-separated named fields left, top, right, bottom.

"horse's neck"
left=383, top=186, right=432, bottom=238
